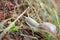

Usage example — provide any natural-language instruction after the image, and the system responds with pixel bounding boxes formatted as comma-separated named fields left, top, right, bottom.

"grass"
left=0, top=0, right=60, bottom=40
left=25, top=0, right=60, bottom=40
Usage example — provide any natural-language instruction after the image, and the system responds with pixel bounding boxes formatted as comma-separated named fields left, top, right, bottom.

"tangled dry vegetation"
left=0, top=0, right=60, bottom=40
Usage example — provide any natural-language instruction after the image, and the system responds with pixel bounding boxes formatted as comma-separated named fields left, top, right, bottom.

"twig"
left=20, top=34, right=38, bottom=40
left=14, top=7, right=29, bottom=23
left=0, top=7, right=29, bottom=40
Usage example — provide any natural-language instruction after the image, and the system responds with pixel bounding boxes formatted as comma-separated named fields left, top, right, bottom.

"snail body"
left=24, top=16, right=57, bottom=35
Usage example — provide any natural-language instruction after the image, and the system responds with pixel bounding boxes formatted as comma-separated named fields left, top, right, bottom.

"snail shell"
left=39, top=22, right=57, bottom=35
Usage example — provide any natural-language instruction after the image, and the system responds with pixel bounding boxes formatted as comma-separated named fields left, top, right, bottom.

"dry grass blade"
left=0, top=7, right=29, bottom=40
left=20, top=34, right=38, bottom=40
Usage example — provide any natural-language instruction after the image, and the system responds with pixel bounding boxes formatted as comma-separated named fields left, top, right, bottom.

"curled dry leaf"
left=6, top=1, right=15, bottom=11
left=0, top=0, right=4, bottom=10
left=0, top=10, right=4, bottom=21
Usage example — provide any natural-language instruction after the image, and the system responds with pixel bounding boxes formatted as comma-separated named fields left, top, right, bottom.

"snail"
left=24, top=16, right=57, bottom=35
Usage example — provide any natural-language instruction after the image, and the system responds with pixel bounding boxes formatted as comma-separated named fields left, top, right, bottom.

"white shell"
left=41, top=22, right=57, bottom=35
